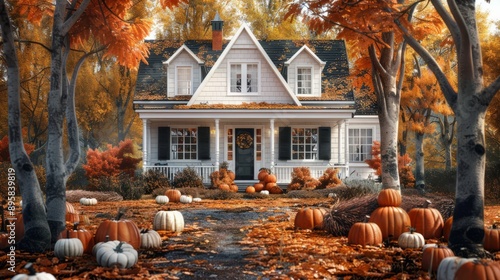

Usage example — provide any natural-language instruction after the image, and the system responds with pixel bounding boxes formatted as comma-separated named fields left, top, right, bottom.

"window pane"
left=171, top=128, right=198, bottom=160
left=297, top=68, right=312, bottom=95
left=348, top=128, right=373, bottom=162
left=247, top=64, right=258, bottom=92
left=231, top=64, right=242, bottom=92
left=177, top=67, right=192, bottom=95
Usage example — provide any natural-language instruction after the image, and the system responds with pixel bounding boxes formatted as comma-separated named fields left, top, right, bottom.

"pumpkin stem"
left=66, top=229, right=70, bottom=239
left=25, top=262, right=36, bottom=276
left=114, top=241, right=124, bottom=253
left=424, top=200, right=432, bottom=208
left=364, top=215, right=370, bottom=223
left=105, top=234, right=110, bottom=242
left=493, top=223, right=498, bottom=229
left=115, top=208, right=126, bottom=220
left=73, top=222, right=79, bottom=231
left=409, top=227, right=416, bottom=233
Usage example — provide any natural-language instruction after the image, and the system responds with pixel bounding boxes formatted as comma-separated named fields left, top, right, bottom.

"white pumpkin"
left=79, top=197, right=98, bottom=206
left=140, top=229, right=162, bottom=249
left=437, top=256, right=475, bottom=280
left=54, top=238, right=84, bottom=259
left=180, top=195, right=193, bottom=204
left=193, top=197, right=202, bottom=202
left=261, top=190, right=270, bottom=195
left=155, top=195, right=169, bottom=204
left=12, top=263, right=56, bottom=280
left=153, top=210, right=185, bottom=232
left=398, top=228, right=425, bottom=249
left=92, top=234, right=110, bottom=256
left=96, top=241, right=138, bottom=268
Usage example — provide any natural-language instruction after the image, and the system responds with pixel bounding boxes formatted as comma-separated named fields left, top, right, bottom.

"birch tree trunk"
left=414, top=132, right=425, bottom=190
left=369, top=32, right=403, bottom=190
left=0, top=0, right=51, bottom=253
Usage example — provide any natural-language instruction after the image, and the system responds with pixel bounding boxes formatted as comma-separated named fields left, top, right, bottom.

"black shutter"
left=278, top=127, right=291, bottom=160
left=198, top=127, right=210, bottom=160
left=158, top=127, right=170, bottom=160
left=318, top=127, right=331, bottom=160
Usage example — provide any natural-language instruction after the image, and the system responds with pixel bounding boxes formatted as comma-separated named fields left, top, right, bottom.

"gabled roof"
left=187, top=24, right=301, bottom=106
left=163, top=44, right=204, bottom=65
left=285, top=45, right=326, bottom=66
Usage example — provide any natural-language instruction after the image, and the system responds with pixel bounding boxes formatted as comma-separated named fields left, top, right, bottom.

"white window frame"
left=296, top=66, right=313, bottom=96
left=227, top=60, right=260, bottom=95
left=291, top=126, right=319, bottom=161
left=170, top=127, right=198, bottom=160
left=348, top=127, right=374, bottom=163
left=175, top=66, right=193, bottom=95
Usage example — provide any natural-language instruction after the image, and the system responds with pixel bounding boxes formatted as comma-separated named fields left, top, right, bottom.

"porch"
left=143, top=164, right=349, bottom=187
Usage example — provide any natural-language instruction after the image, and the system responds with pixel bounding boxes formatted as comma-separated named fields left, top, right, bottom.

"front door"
left=235, top=128, right=254, bottom=180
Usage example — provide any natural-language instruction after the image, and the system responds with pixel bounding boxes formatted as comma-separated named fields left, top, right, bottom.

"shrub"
left=343, top=178, right=381, bottom=193
left=83, top=139, right=142, bottom=187
left=141, top=169, right=171, bottom=194
left=424, top=168, right=456, bottom=193
left=67, top=165, right=89, bottom=190
left=90, top=173, right=144, bottom=200
left=172, top=167, right=204, bottom=188
left=0, top=134, right=35, bottom=162
left=288, top=167, right=320, bottom=191
left=317, top=168, right=343, bottom=189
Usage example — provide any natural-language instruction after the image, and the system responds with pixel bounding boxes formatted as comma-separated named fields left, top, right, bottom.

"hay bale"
left=323, top=194, right=378, bottom=236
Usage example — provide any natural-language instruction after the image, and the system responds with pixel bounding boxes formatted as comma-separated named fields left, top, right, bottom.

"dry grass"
left=66, top=190, right=123, bottom=202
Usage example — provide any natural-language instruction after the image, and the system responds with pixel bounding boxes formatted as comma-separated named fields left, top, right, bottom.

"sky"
left=478, top=0, right=500, bottom=25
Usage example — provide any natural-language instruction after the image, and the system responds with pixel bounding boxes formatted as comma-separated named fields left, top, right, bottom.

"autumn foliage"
left=365, top=141, right=415, bottom=188
left=0, top=135, right=35, bottom=162
left=83, top=139, right=142, bottom=181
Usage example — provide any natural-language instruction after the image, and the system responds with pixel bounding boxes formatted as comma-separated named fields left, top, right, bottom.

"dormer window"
left=229, top=61, right=259, bottom=94
left=297, top=67, right=312, bottom=95
left=176, top=66, right=192, bottom=95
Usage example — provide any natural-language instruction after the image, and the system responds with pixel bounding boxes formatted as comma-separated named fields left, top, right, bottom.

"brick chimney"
left=211, top=12, right=223, bottom=51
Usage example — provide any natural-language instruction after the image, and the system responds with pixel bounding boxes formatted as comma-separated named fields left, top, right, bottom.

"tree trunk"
left=1, top=0, right=51, bottom=252
left=368, top=32, right=403, bottom=190
left=45, top=1, right=68, bottom=244
left=414, top=132, right=425, bottom=190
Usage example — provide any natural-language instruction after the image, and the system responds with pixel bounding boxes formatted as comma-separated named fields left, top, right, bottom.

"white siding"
left=167, top=51, right=202, bottom=97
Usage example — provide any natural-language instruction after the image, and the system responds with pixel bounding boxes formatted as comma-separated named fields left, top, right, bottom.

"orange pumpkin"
left=294, top=207, right=327, bottom=230
left=455, top=259, right=500, bottom=280
left=422, top=244, right=454, bottom=272
left=348, top=215, right=383, bottom=247
left=219, top=184, right=230, bottom=191
left=229, top=184, right=239, bottom=192
left=265, top=182, right=277, bottom=191
left=253, top=183, right=264, bottom=192
left=443, top=217, right=453, bottom=241
left=65, top=201, right=80, bottom=223
left=268, top=185, right=284, bottom=194
left=0, top=232, right=8, bottom=250
left=258, top=169, right=270, bottom=181
left=94, top=211, right=141, bottom=249
left=377, top=188, right=402, bottom=207
left=408, top=200, right=444, bottom=239
left=227, top=170, right=236, bottom=181
left=264, top=174, right=277, bottom=184
left=59, top=223, right=94, bottom=254
left=165, top=189, right=182, bottom=202
left=369, top=206, right=411, bottom=239
left=484, top=223, right=500, bottom=252
left=245, top=186, right=256, bottom=193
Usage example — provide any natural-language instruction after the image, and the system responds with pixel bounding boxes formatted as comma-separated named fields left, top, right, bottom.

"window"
left=349, top=128, right=373, bottom=162
left=176, top=66, right=192, bottom=95
left=230, top=63, right=258, bottom=93
left=171, top=128, right=197, bottom=160
left=297, top=67, right=312, bottom=95
left=291, top=128, right=318, bottom=160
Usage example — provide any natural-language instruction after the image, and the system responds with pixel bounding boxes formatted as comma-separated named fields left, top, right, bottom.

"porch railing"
left=143, top=164, right=347, bottom=185
left=143, top=165, right=216, bottom=184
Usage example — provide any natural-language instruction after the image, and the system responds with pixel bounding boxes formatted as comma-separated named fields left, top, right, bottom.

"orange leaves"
left=0, top=134, right=35, bottom=162
left=14, top=0, right=54, bottom=25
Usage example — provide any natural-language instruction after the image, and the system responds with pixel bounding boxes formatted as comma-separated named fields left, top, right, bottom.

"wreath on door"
left=236, top=132, right=253, bottom=149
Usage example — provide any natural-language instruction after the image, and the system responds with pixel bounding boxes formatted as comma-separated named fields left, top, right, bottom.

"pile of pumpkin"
left=155, top=189, right=201, bottom=204
left=6, top=200, right=187, bottom=279
left=293, top=188, right=500, bottom=279
left=245, top=168, right=283, bottom=195
left=210, top=167, right=239, bottom=192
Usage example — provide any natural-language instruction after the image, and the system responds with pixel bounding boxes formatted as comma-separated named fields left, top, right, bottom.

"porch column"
left=215, top=119, right=220, bottom=167
left=270, top=119, right=275, bottom=168
left=142, top=119, right=149, bottom=171
left=344, top=120, right=349, bottom=178
left=337, top=121, right=342, bottom=164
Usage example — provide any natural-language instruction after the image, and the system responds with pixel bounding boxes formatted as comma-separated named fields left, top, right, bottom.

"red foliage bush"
left=365, top=141, right=415, bottom=187
left=0, top=134, right=35, bottom=162
left=83, top=139, right=142, bottom=180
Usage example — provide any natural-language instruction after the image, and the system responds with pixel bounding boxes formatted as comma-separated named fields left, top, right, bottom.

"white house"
left=133, top=15, right=380, bottom=187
